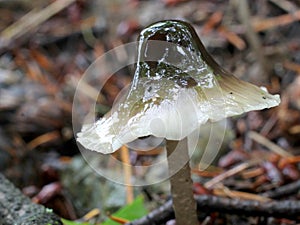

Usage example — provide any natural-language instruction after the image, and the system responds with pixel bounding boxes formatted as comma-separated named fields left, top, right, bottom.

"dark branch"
left=125, top=200, right=174, bottom=225
left=125, top=195, right=300, bottom=225
left=262, top=180, right=300, bottom=199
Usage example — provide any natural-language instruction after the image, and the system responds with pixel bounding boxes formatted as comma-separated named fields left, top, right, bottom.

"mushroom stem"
left=166, top=138, right=199, bottom=225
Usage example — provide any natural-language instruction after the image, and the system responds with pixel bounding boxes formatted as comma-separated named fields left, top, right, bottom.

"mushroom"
left=77, top=20, right=280, bottom=225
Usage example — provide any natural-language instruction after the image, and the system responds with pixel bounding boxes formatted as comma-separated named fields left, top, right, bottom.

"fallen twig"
left=262, top=179, right=300, bottom=199
left=213, top=187, right=271, bottom=202
left=125, top=200, right=174, bottom=225
left=248, top=131, right=293, bottom=157
left=0, top=0, right=76, bottom=50
left=27, top=130, right=60, bottom=150
left=120, top=146, right=134, bottom=204
left=217, top=25, right=246, bottom=50
left=204, top=161, right=256, bottom=189
left=283, top=60, right=300, bottom=74
left=252, top=10, right=300, bottom=32
left=237, top=0, right=270, bottom=81
left=269, top=0, right=297, bottom=13
left=125, top=195, right=300, bottom=225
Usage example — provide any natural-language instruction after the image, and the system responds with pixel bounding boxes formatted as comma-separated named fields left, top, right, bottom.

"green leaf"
left=102, top=195, right=148, bottom=225
left=61, top=218, right=92, bottom=225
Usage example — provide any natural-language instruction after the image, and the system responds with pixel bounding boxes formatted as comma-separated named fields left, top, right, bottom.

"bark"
left=0, top=173, right=62, bottom=225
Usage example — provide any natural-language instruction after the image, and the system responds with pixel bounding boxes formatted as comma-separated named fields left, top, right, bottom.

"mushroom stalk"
left=166, top=138, right=198, bottom=225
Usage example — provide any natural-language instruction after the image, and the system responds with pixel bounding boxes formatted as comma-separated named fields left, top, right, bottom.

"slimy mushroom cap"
left=77, top=20, right=280, bottom=154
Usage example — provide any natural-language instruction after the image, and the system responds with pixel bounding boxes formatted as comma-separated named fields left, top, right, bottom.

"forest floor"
left=1, top=0, right=300, bottom=224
